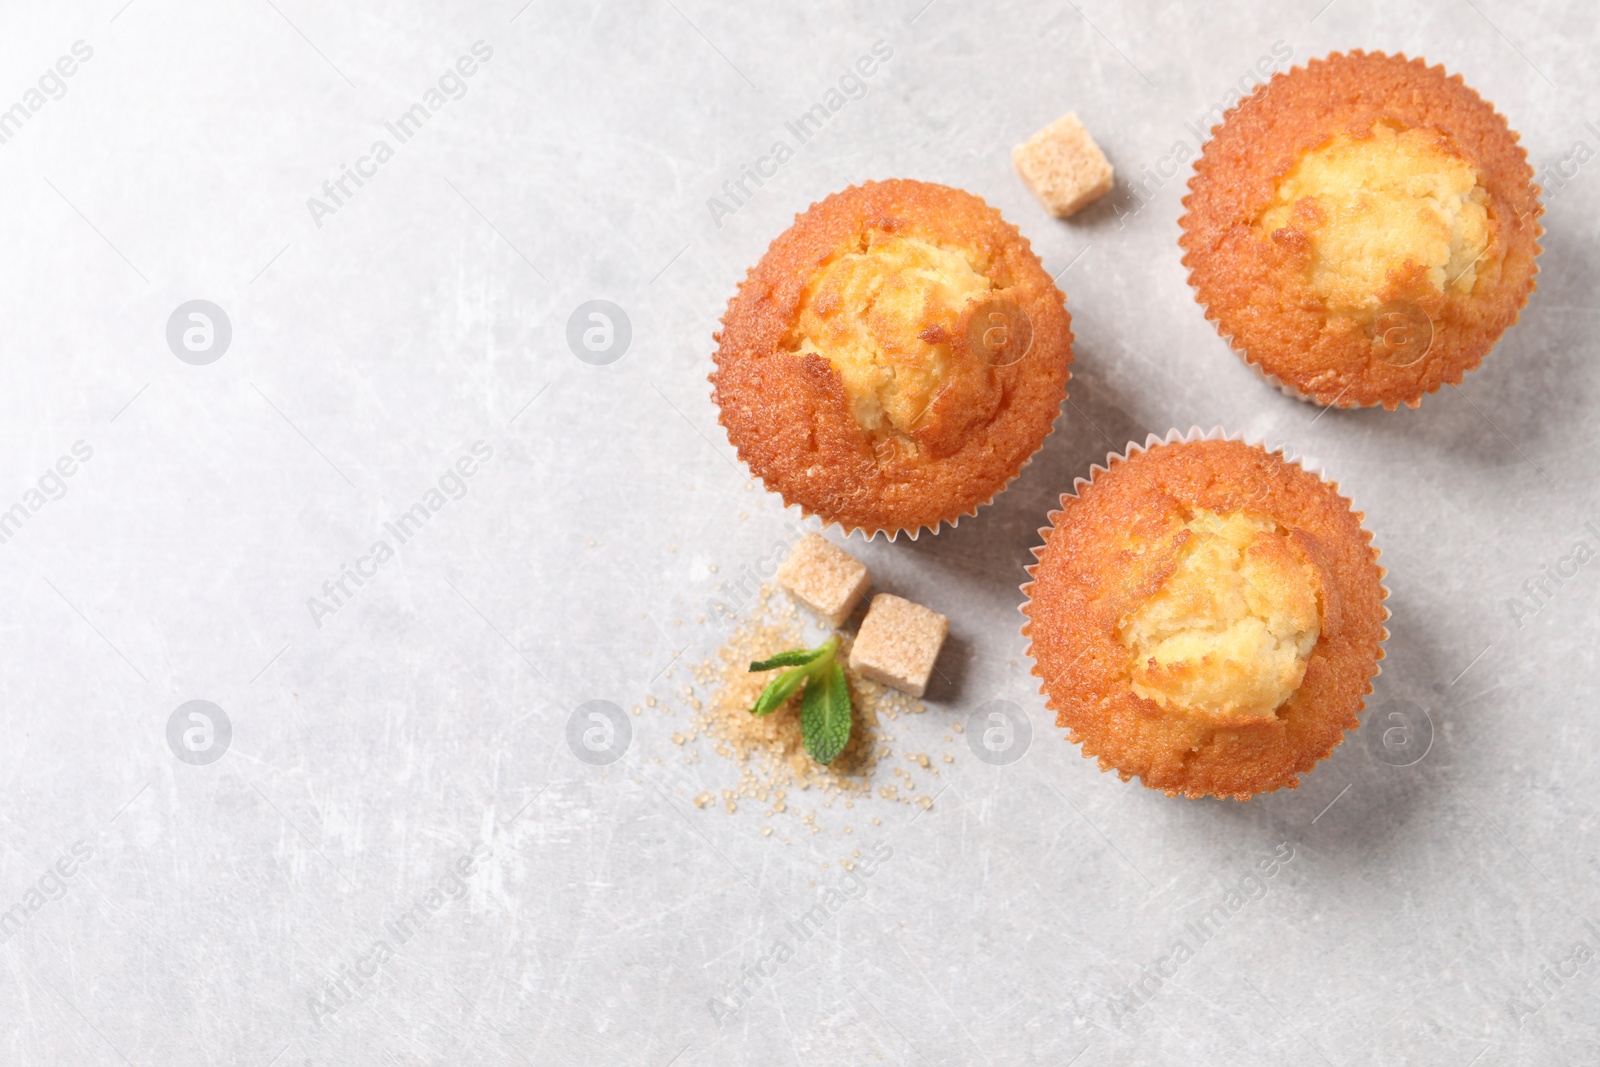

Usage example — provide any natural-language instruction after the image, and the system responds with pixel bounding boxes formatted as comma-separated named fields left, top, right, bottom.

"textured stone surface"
left=0, top=1, right=1595, bottom=1064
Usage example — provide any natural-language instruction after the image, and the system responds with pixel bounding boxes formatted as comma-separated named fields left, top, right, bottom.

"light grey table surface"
left=2, top=0, right=1597, bottom=1064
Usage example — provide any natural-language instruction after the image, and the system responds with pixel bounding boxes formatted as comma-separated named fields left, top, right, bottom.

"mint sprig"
left=749, top=646, right=830, bottom=671
left=799, top=660, right=851, bottom=764
left=748, top=636, right=853, bottom=764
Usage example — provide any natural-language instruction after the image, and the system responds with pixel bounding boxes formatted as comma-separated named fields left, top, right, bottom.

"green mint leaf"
left=749, top=646, right=829, bottom=672
left=750, top=666, right=809, bottom=717
left=800, top=662, right=852, bottom=765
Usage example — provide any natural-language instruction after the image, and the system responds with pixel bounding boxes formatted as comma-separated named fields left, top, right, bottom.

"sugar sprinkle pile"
left=648, top=584, right=956, bottom=837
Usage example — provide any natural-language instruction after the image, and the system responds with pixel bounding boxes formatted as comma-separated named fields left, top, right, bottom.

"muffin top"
left=1118, top=509, right=1322, bottom=725
left=1022, top=438, right=1388, bottom=800
left=712, top=180, right=1073, bottom=537
left=1180, top=51, right=1542, bottom=409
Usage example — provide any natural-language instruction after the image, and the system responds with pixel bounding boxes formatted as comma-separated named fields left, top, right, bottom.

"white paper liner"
left=1018, top=425, right=1393, bottom=799
left=728, top=371, right=1072, bottom=544
left=1208, top=291, right=1543, bottom=413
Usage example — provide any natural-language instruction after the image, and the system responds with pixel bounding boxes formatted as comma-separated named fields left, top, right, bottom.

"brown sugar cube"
left=1012, top=112, right=1114, bottom=218
left=849, top=594, right=948, bottom=698
left=776, top=533, right=870, bottom=628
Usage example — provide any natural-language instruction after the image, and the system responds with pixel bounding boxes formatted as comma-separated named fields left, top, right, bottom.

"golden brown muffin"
left=712, top=180, right=1073, bottom=537
left=1021, top=435, right=1388, bottom=800
left=1179, top=51, right=1542, bottom=410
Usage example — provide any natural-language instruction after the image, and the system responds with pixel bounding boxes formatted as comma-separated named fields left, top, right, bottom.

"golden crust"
left=1119, top=509, right=1322, bottom=723
left=711, top=180, right=1073, bottom=537
left=1021, top=438, right=1389, bottom=800
left=1179, top=51, right=1542, bottom=410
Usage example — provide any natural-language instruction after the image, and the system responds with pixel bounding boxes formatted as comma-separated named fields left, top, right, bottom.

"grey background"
left=1, top=0, right=1596, bottom=1063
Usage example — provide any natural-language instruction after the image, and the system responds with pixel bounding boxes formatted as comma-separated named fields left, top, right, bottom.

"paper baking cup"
left=1197, top=304, right=1452, bottom=412
left=719, top=359, right=1072, bottom=543
left=1195, top=281, right=1546, bottom=411
left=1019, top=426, right=1391, bottom=798
left=787, top=399, right=1065, bottom=543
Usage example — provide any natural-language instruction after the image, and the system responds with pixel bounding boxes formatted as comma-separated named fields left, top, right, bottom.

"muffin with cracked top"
left=1022, top=435, right=1389, bottom=800
left=1180, top=50, right=1542, bottom=409
left=712, top=179, right=1073, bottom=537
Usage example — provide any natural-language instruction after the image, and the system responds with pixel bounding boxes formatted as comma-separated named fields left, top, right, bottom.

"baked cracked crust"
left=1179, top=51, right=1542, bottom=410
left=711, top=180, right=1073, bottom=537
left=1021, top=436, right=1389, bottom=800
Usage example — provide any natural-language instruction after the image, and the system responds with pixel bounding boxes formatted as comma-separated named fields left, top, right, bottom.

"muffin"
left=712, top=179, right=1073, bottom=537
left=1021, top=433, right=1388, bottom=800
left=1179, top=51, right=1542, bottom=409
